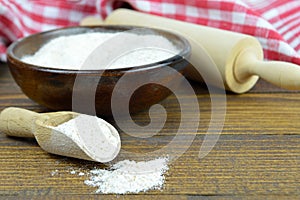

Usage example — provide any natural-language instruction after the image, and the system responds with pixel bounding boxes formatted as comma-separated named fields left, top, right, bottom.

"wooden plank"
left=0, top=63, right=299, bottom=198
left=0, top=134, right=299, bottom=196
left=127, top=92, right=300, bottom=135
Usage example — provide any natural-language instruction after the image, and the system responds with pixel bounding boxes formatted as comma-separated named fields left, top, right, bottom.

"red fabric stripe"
left=272, top=6, right=300, bottom=25
left=245, top=0, right=288, bottom=14
left=27, top=0, right=96, bottom=11
left=12, top=3, right=80, bottom=26
left=0, top=15, right=23, bottom=39
left=1, top=1, right=27, bottom=36
left=265, top=49, right=296, bottom=64
left=295, top=44, right=300, bottom=53
left=276, top=12, right=300, bottom=31
left=284, top=25, right=300, bottom=44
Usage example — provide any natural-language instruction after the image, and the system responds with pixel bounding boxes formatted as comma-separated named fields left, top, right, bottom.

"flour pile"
left=84, top=157, right=169, bottom=194
left=21, top=32, right=179, bottom=69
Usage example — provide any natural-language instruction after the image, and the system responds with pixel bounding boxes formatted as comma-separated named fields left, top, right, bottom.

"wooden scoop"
left=0, top=107, right=121, bottom=163
left=85, top=9, right=300, bottom=93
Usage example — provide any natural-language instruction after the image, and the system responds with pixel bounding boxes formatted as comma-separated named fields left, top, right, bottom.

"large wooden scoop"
left=0, top=107, right=121, bottom=162
left=85, top=9, right=300, bottom=93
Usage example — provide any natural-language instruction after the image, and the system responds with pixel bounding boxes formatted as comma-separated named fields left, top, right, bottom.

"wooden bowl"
left=7, top=26, right=191, bottom=116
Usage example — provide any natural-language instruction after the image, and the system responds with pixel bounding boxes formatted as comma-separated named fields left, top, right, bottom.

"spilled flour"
left=50, top=149, right=169, bottom=194
left=83, top=157, right=169, bottom=194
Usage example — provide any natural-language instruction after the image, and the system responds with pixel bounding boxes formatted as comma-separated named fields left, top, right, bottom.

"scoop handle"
left=0, top=107, right=40, bottom=138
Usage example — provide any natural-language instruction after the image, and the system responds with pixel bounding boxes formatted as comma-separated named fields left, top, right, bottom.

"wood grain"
left=0, top=63, right=299, bottom=199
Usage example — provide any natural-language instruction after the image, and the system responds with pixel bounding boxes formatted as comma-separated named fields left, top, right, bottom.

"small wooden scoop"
left=0, top=107, right=121, bottom=163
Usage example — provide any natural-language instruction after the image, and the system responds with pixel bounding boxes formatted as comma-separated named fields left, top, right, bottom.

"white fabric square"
left=185, top=6, right=199, bottom=18
left=135, top=1, right=151, bottom=12
left=161, top=3, right=177, bottom=14
left=232, top=11, right=246, bottom=25
left=43, top=6, right=60, bottom=19
left=208, top=9, right=221, bottom=20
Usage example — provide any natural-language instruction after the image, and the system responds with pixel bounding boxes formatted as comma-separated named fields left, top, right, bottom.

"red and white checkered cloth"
left=0, top=0, right=299, bottom=65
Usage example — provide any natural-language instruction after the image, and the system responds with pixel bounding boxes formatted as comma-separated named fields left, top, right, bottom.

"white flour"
left=51, top=115, right=169, bottom=193
left=84, top=157, right=169, bottom=194
left=21, top=32, right=179, bottom=69
left=53, top=114, right=120, bottom=162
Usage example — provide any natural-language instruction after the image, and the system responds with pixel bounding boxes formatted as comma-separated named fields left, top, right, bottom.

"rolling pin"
left=0, top=107, right=121, bottom=162
left=98, top=9, right=300, bottom=93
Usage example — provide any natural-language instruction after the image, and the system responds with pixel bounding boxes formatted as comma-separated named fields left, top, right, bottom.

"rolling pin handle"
left=0, top=107, right=39, bottom=138
left=235, top=48, right=300, bottom=90
left=252, top=60, right=300, bottom=90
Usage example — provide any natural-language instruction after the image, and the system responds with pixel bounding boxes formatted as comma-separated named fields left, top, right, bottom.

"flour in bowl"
left=21, top=32, right=179, bottom=69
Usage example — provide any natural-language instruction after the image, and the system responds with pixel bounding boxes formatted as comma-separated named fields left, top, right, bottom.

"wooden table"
left=0, top=62, right=299, bottom=199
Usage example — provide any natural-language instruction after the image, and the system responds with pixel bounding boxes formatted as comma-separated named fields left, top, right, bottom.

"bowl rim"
left=7, top=25, right=191, bottom=75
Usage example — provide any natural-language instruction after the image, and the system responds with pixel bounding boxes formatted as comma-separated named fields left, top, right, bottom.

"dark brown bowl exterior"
left=7, top=26, right=190, bottom=116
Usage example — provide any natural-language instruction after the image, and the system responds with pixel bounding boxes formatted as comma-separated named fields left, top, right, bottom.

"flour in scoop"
left=84, top=157, right=169, bottom=194
left=53, top=114, right=121, bottom=162
left=21, top=32, right=179, bottom=69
